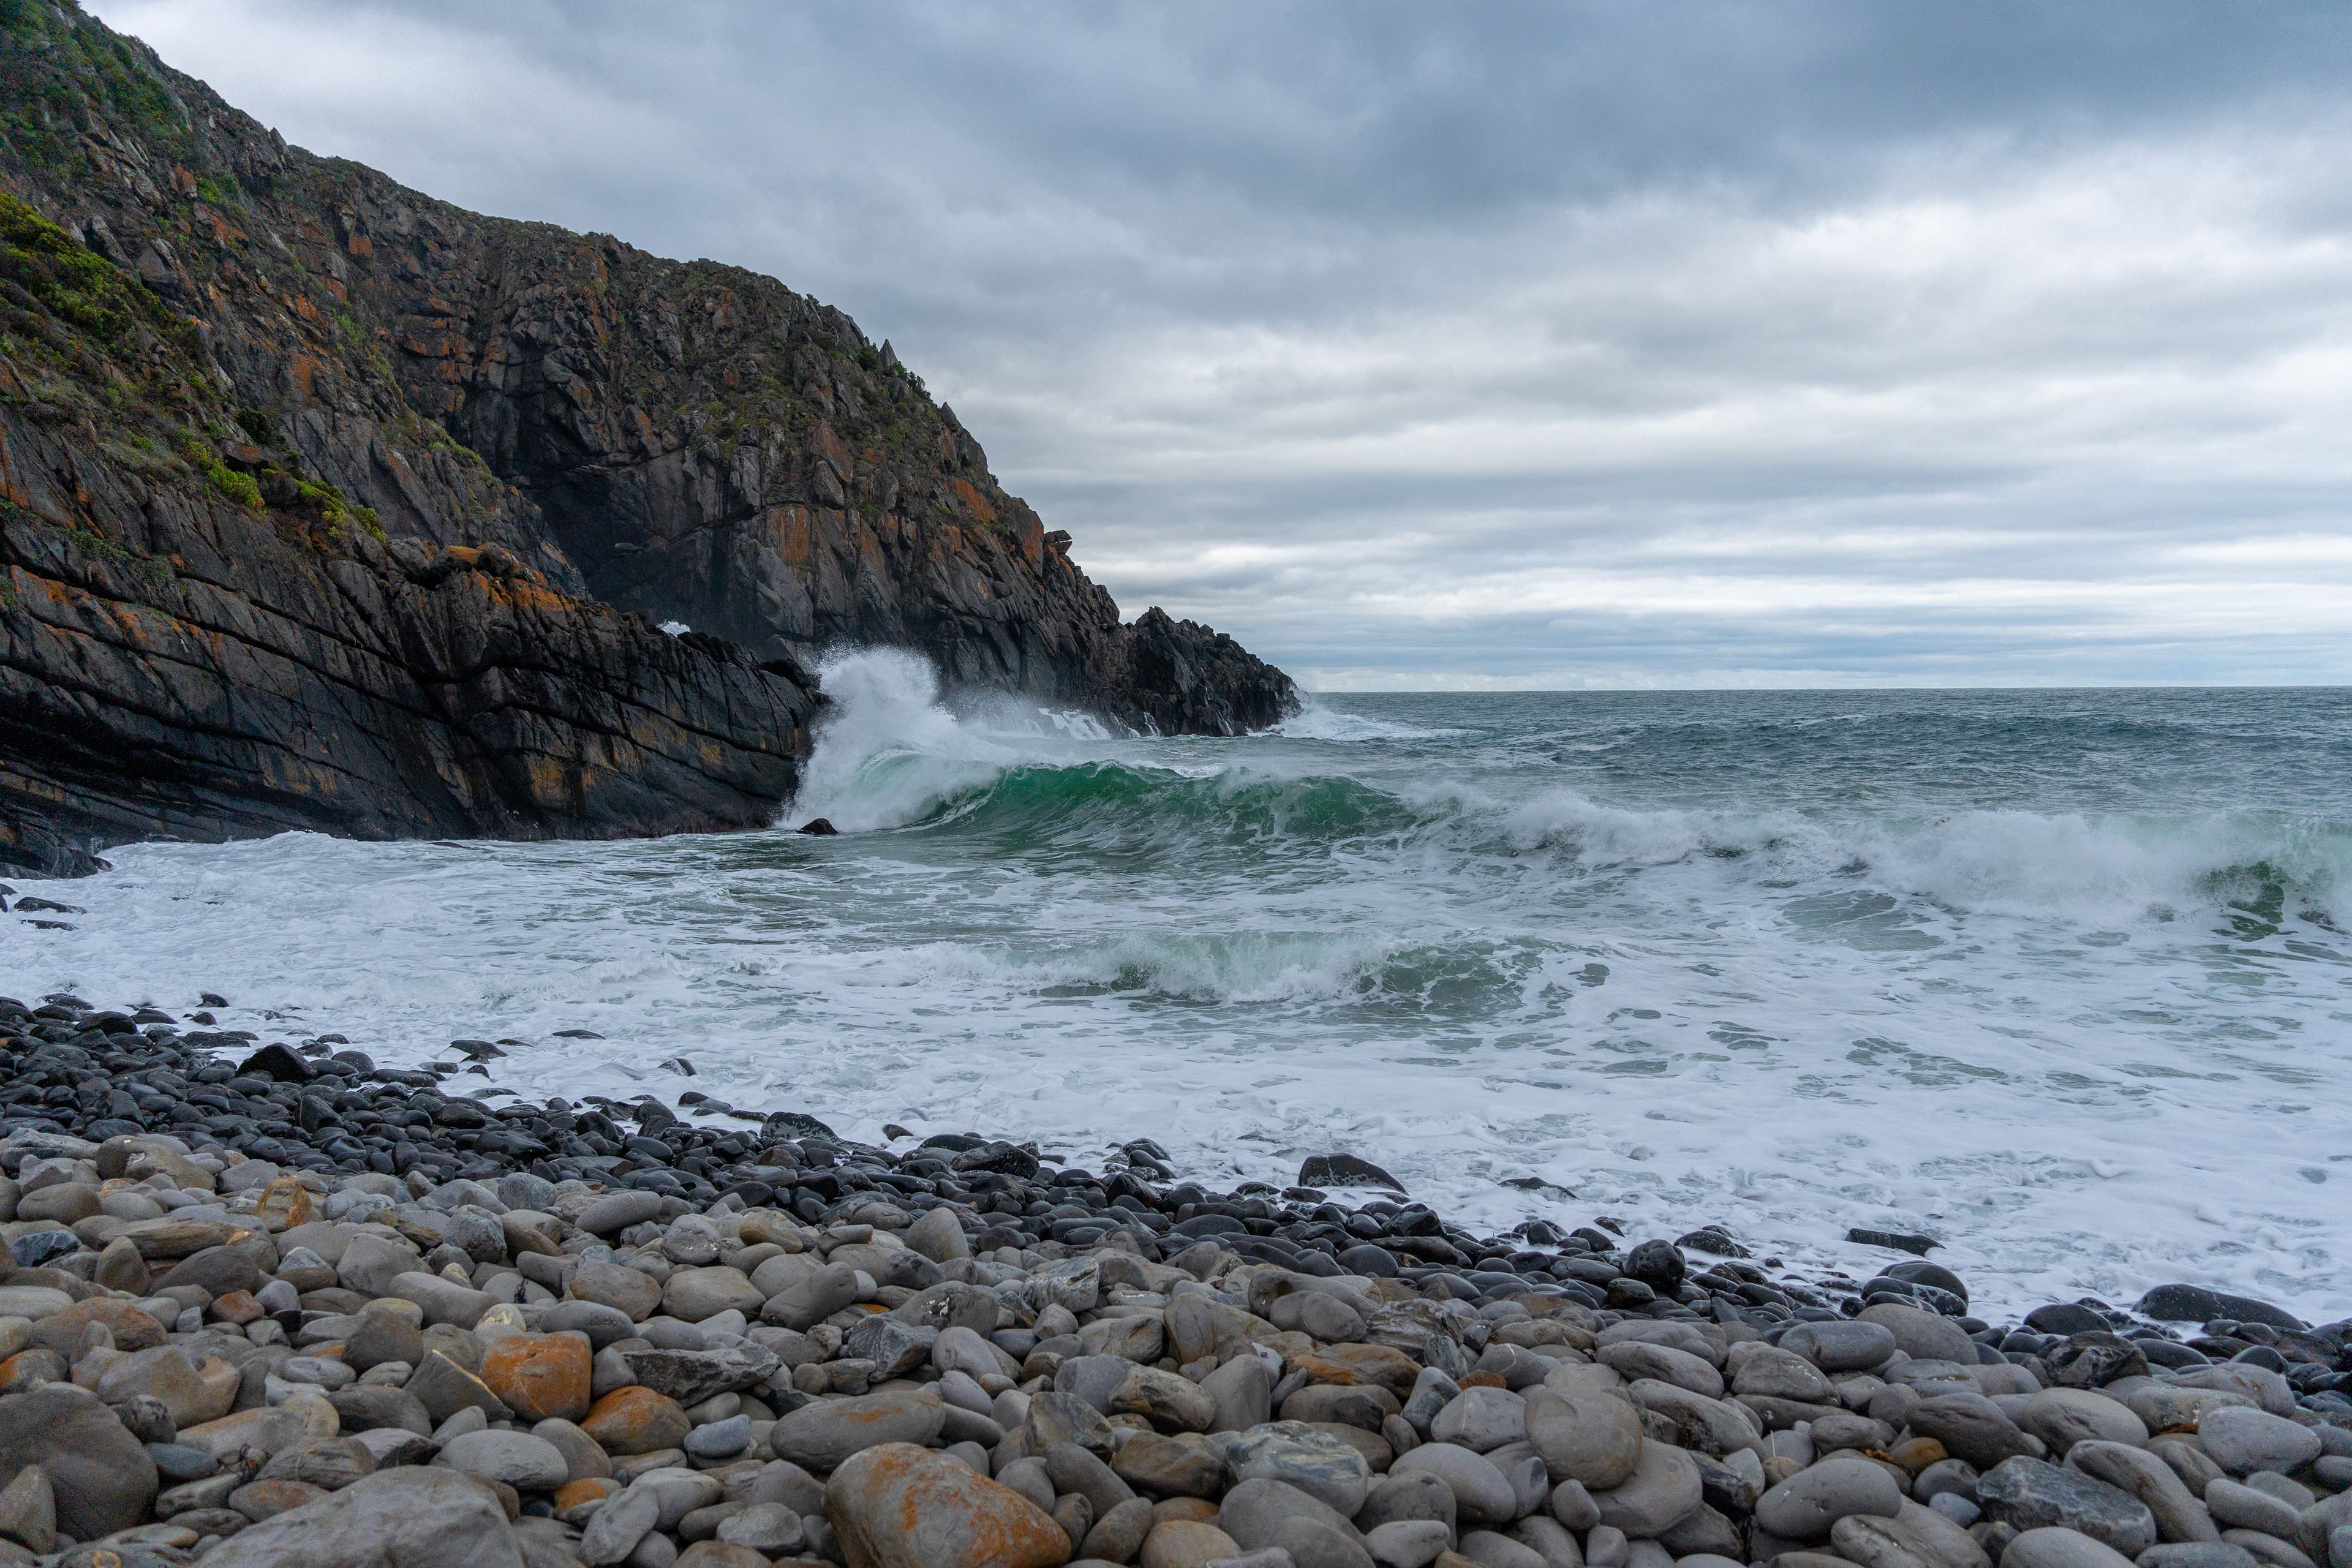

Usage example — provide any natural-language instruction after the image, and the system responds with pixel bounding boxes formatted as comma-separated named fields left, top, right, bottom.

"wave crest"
left=786, top=654, right=2350, bottom=927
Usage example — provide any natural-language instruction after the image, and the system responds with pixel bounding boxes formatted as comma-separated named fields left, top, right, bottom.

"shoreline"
left=0, top=992, right=2345, bottom=1567
left=0, top=992, right=2314, bottom=1335
left=9, top=782, right=2344, bottom=1331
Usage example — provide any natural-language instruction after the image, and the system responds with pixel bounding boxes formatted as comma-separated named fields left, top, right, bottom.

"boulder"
left=405, top=1350, right=513, bottom=1425
left=201, top=1464, right=524, bottom=1567
left=1828, top=1498, right=1992, bottom=1568
left=1433, top=1387, right=1529, bottom=1453
left=1910, top=1393, right=2042, bottom=1470
left=568, top=1261, right=665, bottom=1323
left=1391, top=1441, right=1520, bottom=1527
left=2018, top=1390, right=2147, bottom=1457
left=1779, top=1319, right=1899, bottom=1373
left=0, top=1462, right=55, bottom=1555
left=579, top=1387, right=691, bottom=1456
left=575, top=1192, right=664, bottom=1237
left=1999, top=1526, right=2140, bottom=1568
left=0, top=1381, right=159, bottom=1539
left=1525, top=1385, right=1643, bottom=1490
left=1597, top=1341, right=1722, bottom=1398
left=2064, top=1442, right=2217, bottom=1545
left=1218, top=1420, right=1374, bottom=1516
left=1588, top=1434, right=1704, bottom=1536
left=1142, top=1517, right=1246, bottom=1567
left=1729, top=1344, right=1839, bottom=1404
left=769, top=1387, right=946, bottom=1472
left=1755, top=1456, right=1906, bottom=1540
left=663, top=1266, right=765, bottom=1323
left=28, top=1295, right=166, bottom=1355
left=1114, top=1431, right=1229, bottom=1499
left=617, top=1343, right=780, bottom=1407
left=905, top=1205, right=971, bottom=1264
left=1858, top=1303, right=1979, bottom=1366
left=1978, top=1458, right=2157, bottom=1556
left=2193, top=1409, right=2320, bottom=1477
left=1218, top=1474, right=1367, bottom=1558
left=94, top=1344, right=229, bottom=1428
left=437, top=1429, right=570, bottom=1492
left=825, top=1441, right=1069, bottom=1568
left=386, top=1270, right=496, bottom=1330
left=480, top=1332, right=594, bottom=1423
left=336, top=1233, right=423, bottom=1297
left=1112, top=1365, right=1219, bottom=1433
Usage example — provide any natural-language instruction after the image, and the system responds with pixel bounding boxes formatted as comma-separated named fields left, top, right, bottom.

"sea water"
left=6, top=651, right=2350, bottom=1319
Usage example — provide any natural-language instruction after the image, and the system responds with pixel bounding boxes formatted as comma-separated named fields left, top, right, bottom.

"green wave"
left=898, top=759, right=1432, bottom=848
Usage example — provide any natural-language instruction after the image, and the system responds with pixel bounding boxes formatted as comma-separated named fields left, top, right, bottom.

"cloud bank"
left=88, top=0, right=2352, bottom=687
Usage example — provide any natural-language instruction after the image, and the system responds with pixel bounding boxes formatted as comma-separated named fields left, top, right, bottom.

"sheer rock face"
left=0, top=334, right=818, bottom=876
left=0, top=8, right=1294, bottom=860
left=0, top=7, right=818, bottom=875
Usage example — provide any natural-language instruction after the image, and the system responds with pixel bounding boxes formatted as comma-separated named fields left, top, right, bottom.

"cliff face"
left=0, top=4, right=1296, bottom=870
left=2, top=2, right=1294, bottom=731
left=0, top=185, right=816, bottom=876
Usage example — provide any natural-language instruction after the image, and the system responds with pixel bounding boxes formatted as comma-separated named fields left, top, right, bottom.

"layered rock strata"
left=0, top=2, right=1295, bottom=874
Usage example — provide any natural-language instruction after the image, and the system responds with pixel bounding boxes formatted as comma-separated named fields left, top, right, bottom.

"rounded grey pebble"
left=682, top=1413, right=750, bottom=1459
left=2004, top=1526, right=2140, bottom=1568
left=2136, top=1547, right=2266, bottom=1568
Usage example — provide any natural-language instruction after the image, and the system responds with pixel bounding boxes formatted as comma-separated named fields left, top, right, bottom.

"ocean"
left=7, top=652, right=2350, bottom=1321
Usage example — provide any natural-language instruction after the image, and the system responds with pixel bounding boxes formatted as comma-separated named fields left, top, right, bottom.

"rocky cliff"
left=0, top=4, right=1295, bottom=872
left=0, top=184, right=818, bottom=876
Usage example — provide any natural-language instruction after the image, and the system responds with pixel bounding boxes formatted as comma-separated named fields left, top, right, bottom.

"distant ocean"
left=9, top=653, right=2349, bottom=1318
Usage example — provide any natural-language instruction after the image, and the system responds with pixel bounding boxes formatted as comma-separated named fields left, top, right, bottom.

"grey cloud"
left=89, top=0, right=2352, bottom=686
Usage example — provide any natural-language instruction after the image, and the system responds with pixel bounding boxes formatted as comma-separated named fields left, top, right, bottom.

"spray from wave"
left=1499, top=789, right=2351, bottom=926
left=1274, top=700, right=1465, bottom=742
left=17, top=686, right=2352, bottom=1317
left=785, top=649, right=1152, bottom=832
left=786, top=655, right=2352, bottom=930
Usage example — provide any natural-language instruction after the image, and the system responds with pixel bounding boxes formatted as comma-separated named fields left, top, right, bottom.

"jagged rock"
left=614, top=1344, right=780, bottom=1407
left=0, top=10, right=1293, bottom=873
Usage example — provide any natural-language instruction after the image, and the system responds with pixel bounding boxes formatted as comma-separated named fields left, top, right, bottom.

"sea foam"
left=6, top=668, right=2348, bottom=1319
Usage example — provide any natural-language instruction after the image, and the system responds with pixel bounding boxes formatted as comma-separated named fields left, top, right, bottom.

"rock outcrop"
left=0, top=179, right=815, bottom=876
left=0, top=4, right=1294, bottom=870
left=0, top=7, right=1291, bottom=862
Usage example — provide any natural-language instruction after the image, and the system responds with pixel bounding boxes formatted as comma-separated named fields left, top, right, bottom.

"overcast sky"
left=91, top=1, right=2352, bottom=689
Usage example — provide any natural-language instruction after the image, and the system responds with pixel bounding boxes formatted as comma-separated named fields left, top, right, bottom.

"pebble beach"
left=0, top=993, right=2342, bottom=1568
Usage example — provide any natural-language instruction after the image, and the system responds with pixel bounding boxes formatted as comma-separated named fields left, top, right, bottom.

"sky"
left=88, top=1, right=2352, bottom=690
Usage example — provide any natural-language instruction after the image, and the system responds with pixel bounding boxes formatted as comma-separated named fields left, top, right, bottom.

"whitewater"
left=6, top=650, right=2350, bottom=1320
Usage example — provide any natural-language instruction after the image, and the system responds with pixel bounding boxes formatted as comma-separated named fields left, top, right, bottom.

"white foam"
left=5, top=691, right=2348, bottom=1322
left=785, top=648, right=1147, bottom=831
left=1276, top=699, right=1464, bottom=741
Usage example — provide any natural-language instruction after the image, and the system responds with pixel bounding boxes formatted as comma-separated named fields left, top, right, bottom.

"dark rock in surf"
left=2024, top=1303, right=2112, bottom=1336
left=797, top=819, right=840, bottom=836
left=1297, top=1153, right=1403, bottom=1191
left=1503, top=1175, right=1577, bottom=1198
left=2136, top=1284, right=2306, bottom=1331
left=1625, top=1238, right=1687, bottom=1295
left=1849, top=1227, right=1941, bottom=1256
left=1677, top=1227, right=1749, bottom=1258
left=236, top=1043, right=315, bottom=1083
left=1881, top=1258, right=1971, bottom=1305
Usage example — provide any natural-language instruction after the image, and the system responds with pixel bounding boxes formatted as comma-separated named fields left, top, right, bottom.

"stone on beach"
left=0, top=993, right=2342, bottom=1568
